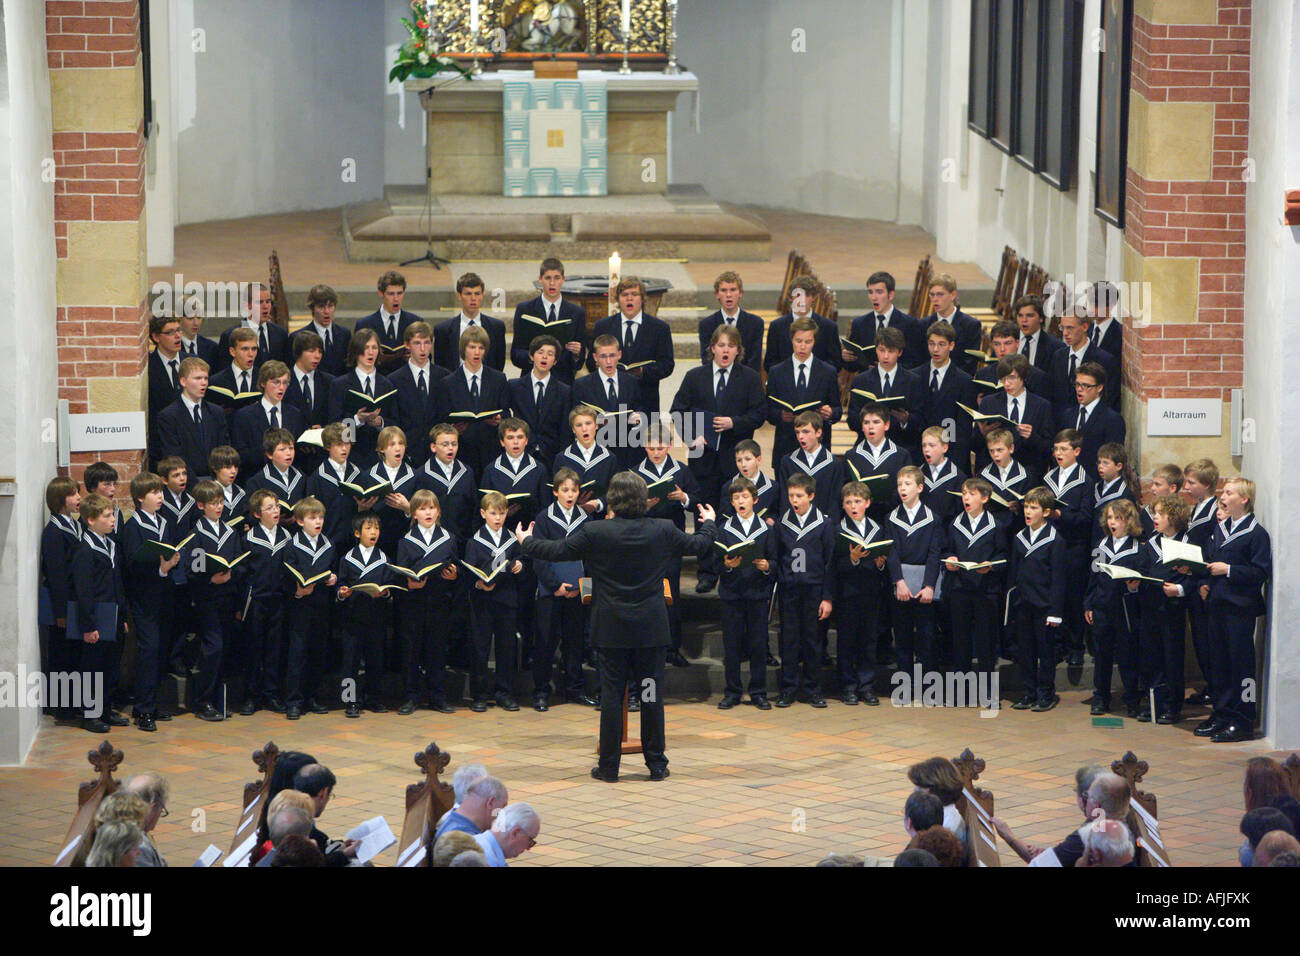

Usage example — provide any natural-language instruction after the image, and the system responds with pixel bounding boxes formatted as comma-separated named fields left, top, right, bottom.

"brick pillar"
left=1122, top=0, right=1249, bottom=473
left=46, top=0, right=148, bottom=496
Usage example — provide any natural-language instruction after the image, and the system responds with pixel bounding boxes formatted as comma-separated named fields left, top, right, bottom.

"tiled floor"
left=1, top=690, right=1283, bottom=867
left=152, top=203, right=990, bottom=294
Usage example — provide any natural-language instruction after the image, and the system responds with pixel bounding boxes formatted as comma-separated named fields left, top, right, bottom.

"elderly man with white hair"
left=451, top=763, right=489, bottom=806
left=123, top=772, right=169, bottom=867
left=1027, top=771, right=1133, bottom=867
left=1076, top=818, right=1135, bottom=867
left=255, top=804, right=315, bottom=868
left=473, top=802, right=540, bottom=867
left=436, top=774, right=508, bottom=841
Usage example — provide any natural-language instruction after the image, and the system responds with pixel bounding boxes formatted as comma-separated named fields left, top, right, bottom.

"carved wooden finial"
left=1111, top=751, right=1149, bottom=788
left=952, top=748, right=986, bottom=787
left=79, top=741, right=123, bottom=805
left=252, top=741, right=280, bottom=777
left=414, top=741, right=452, bottom=778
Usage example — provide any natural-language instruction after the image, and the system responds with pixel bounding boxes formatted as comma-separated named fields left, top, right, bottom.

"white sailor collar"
left=260, top=464, right=302, bottom=497
left=1218, top=513, right=1258, bottom=545
left=246, top=523, right=288, bottom=552
left=839, top=515, right=880, bottom=541
left=83, top=531, right=116, bottom=564
left=636, top=457, right=680, bottom=481
left=472, top=526, right=516, bottom=562
left=1016, top=523, right=1057, bottom=554
left=422, top=458, right=467, bottom=490
left=853, top=438, right=898, bottom=469
left=195, top=518, right=234, bottom=550
left=791, top=445, right=833, bottom=476
left=925, top=460, right=957, bottom=486
left=371, top=461, right=415, bottom=487
left=316, top=459, right=361, bottom=487
left=563, top=443, right=610, bottom=469
left=1044, top=464, right=1086, bottom=497
left=292, top=531, right=333, bottom=562
left=403, top=525, right=452, bottom=555
left=725, top=513, right=766, bottom=541
left=492, top=453, right=538, bottom=484
left=546, top=501, right=587, bottom=535
left=981, top=460, right=1026, bottom=491
left=130, top=508, right=165, bottom=536
left=781, top=508, right=825, bottom=540
left=951, top=509, right=996, bottom=546
left=54, top=514, right=83, bottom=540
left=1094, top=477, right=1126, bottom=507
left=889, top=503, right=934, bottom=534
left=1189, top=497, right=1216, bottom=529
left=345, top=546, right=389, bottom=576
left=1099, top=536, right=1140, bottom=562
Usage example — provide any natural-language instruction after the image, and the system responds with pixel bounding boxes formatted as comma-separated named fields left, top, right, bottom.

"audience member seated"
left=450, top=762, right=489, bottom=809
left=474, top=802, right=541, bottom=867
left=434, top=830, right=485, bottom=867
left=1027, top=771, right=1132, bottom=867
left=435, top=774, right=507, bottom=842
left=1075, top=819, right=1134, bottom=867
left=906, top=826, right=964, bottom=867
left=269, top=833, right=325, bottom=867
left=253, top=749, right=318, bottom=861
left=1238, top=807, right=1295, bottom=867
left=994, top=764, right=1102, bottom=865
left=293, top=763, right=358, bottom=866
left=124, top=772, right=169, bottom=867
left=86, top=820, right=143, bottom=867
left=256, top=792, right=315, bottom=867
left=903, top=789, right=945, bottom=840
left=894, top=848, right=939, bottom=867
left=1244, top=756, right=1297, bottom=810
left=94, top=790, right=148, bottom=828
left=817, top=853, right=866, bottom=867
left=1253, top=830, right=1300, bottom=867
left=907, top=758, right=967, bottom=848
left=1261, top=795, right=1300, bottom=834
left=450, top=850, right=490, bottom=867
left=1269, top=852, right=1300, bottom=867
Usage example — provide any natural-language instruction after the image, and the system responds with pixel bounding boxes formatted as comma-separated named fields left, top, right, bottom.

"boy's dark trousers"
left=168, top=581, right=198, bottom=673
left=1062, top=545, right=1090, bottom=657
left=533, top=594, right=586, bottom=699
left=76, top=630, right=123, bottom=718
left=892, top=596, right=935, bottom=675
left=339, top=597, right=387, bottom=706
left=516, top=568, right=537, bottom=665
left=1186, top=592, right=1213, bottom=697
left=1206, top=604, right=1258, bottom=727
left=720, top=597, right=768, bottom=698
left=193, top=587, right=236, bottom=708
left=666, top=555, right=684, bottom=651
left=44, top=624, right=78, bottom=713
left=1014, top=604, right=1055, bottom=700
left=127, top=599, right=174, bottom=717
left=949, top=590, right=999, bottom=682
left=398, top=588, right=451, bottom=704
left=284, top=590, right=331, bottom=709
left=1142, top=597, right=1183, bottom=715
left=874, top=578, right=896, bottom=664
left=243, top=595, right=283, bottom=704
left=835, top=592, right=879, bottom=696
left=470, top=592, right=518, bottom=701
left=1091, top=602, right=1140, bottom=708
left=778, top=583, right=822, bottom=698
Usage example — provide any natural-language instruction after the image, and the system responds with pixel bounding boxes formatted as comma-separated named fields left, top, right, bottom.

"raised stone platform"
left=342, top=185, right=772, bottom=263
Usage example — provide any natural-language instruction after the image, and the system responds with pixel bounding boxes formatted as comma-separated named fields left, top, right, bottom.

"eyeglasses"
left=1075, top=381, right=1100, bottom=390
left=157, top=806, right=170, bottom=818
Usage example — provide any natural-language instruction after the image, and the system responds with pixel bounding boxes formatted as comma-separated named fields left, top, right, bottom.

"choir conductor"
left=517, top=471, right=718, bottom=782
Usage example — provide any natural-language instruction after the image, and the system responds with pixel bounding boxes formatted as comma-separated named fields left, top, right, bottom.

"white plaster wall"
left=669, top=0, right=901, bottom=219
left=176, top=0, right=386, bottom=223
left=0, top=0, right=60, bottom=766
left=1242, top=0, right=1300, bottom=750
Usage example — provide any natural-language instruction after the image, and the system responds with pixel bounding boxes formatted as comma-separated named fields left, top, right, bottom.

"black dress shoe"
left=861, top=693, right=880, bottom=706
left=105, top=711, right=130, bottom=727
left=305, top=699, right=329, bottom=715
left=648, top=767, right=670, bottom=781
left=1186, top=689, right=1211, bottom=706
left=1193, top=717, right=1224, bottom=737
left=1125, top=702, right=1142, bottom=719
left=766, top=653, right=780, bottom=667
left=841, top=692, right=859, bottom=706
left=1156, top=710, right=1179, bottom=725
left=1090, top=699, right=1110, bottom=716
left=397, top=699, right=416, bottom=716
left=1211, top=722, right=1253, bottom=743
left=264, top=697, right=286, bottom=714
left=496, top=695, right=520, bottom=712
left=808, top=696, right=827, bottom=709
left=694, top=576, right=717, bottom=594
left=1032, top=695, right=1060, bottom=712
left=470, top=699, right=488, bottom=713
left=239, top=699, right=257, bottom=716
left=667, top=649, right=690, bottom=668
left=627, top=696, right=641, bottom=713
left=429, top=699, right=456, bottom=714
left=366, top=701, right=389, bottom=714
left=83, top=718, right=111, bottom=733
left=1011, top=694, right=1035, bottom=710
left=196, top=703, right=224, bottom=722
left=155, top=709, right=174, bottom=722
left=775, top=694, right=795, bottom=708
left=1068, top=650, right=1085, bottom=667
left=134, top=714, right=157, bottom=732
left=1135, top=708, right=1153, bottom=722
left=565, top=693, right=598, bottom=707
left=752, top=696, right=772, bottom=710
left=286, top=705, right=302, bottom=720
left=533, top=696, right=549, bottom=712
left=591, top=766, right=618, bottom=783
left=344, top=703, right=361, bottom=719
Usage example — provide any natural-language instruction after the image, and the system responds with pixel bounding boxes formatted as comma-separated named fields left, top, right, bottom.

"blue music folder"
left=538, top=560, right=584, bottom=597
left=65, top=602, right=118, bottom=641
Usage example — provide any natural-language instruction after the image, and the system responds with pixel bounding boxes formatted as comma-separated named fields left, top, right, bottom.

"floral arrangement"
left=388, top=1, right=474, bottom=83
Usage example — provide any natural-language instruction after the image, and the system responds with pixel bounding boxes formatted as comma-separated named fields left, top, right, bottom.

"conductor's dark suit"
left=520, top=515, right=717, bottom=777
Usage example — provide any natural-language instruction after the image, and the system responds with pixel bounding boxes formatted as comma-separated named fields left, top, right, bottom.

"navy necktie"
left=624, top=322, right=635, bottom=351
left=1009, top=397, right=1019, bottom=424
left=796, top=364, right=807, bottom=394
left=301, top=375, right=312, bottom=408
left=930, top=369, right=939, bottom=392
left=548, top=303, right=557, bottom=323
left=607, top=377, right=616, bottom=402
left=269, top=406, right=278, bottom=429
left=470, top=374, right=479, bottom=406
left=241, top=371, right=250, bottom=394
left=536, top=380, right=545, bottom=406
left=259, top=324, right=268, bottom=355
left=168, top=359, right=179, bottom=389
left=1077, top=405, right=1088, bottom=430
left=193, top=404, right=202, bottom=425
left=1069, top=353, right=1078, bottom=379
left=716, top=368, right=727, bottom=399
left=418, top=369, right=427, bottom=399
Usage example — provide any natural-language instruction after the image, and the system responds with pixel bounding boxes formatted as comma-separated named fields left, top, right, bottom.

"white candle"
left=470, top=0, right=480, bottom=33
left=609, top=252, right=621, bottom=282
left=620, top=0, right=631, bottom=36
